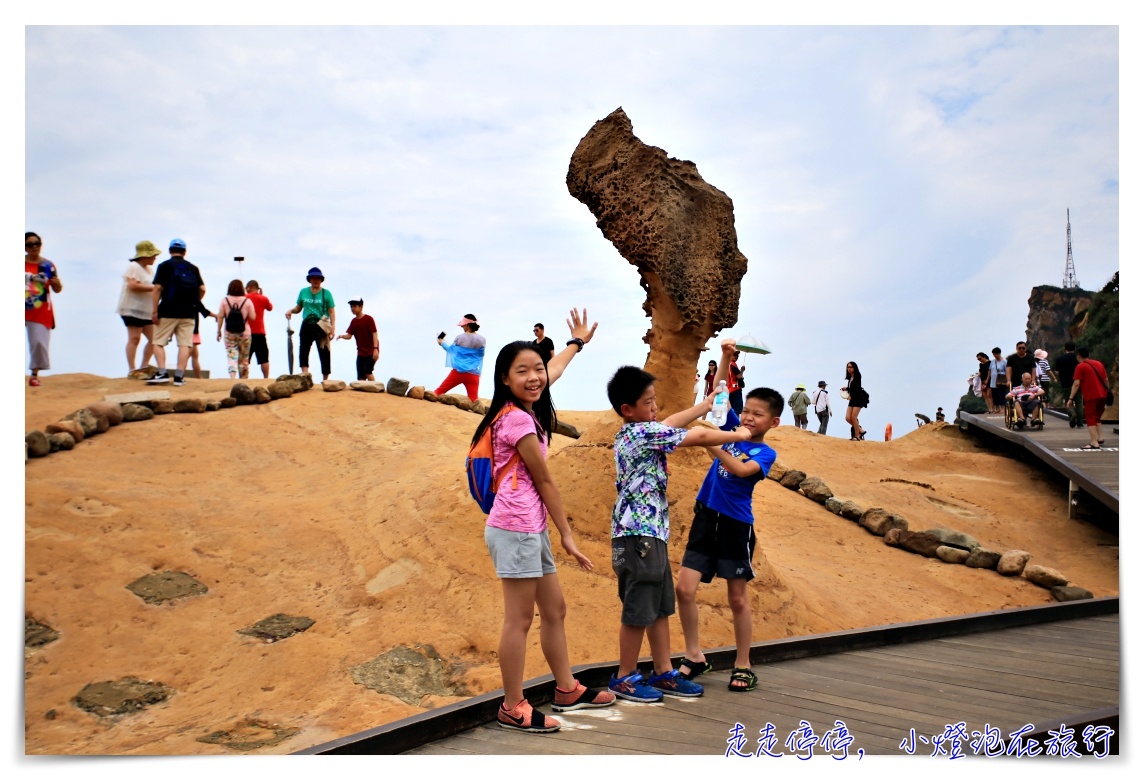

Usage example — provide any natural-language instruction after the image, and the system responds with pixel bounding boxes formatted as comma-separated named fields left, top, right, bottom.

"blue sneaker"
left=648, top=668, right=704, bottom=698
left=608, top=671, right=663, bottom=702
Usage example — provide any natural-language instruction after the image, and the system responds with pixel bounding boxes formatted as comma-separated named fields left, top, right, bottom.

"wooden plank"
left=816, top=646, right=1116, bottom=714
left=932, top=635, right=1119, bottom=668
left=864, top=645, right=1116, bottom=690
left=873, top=625, right=1120, bottom=669
left=760, top=660, right=1062, bottom=728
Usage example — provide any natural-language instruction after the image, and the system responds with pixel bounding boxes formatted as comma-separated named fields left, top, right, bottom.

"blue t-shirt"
left=695, top=408, right=776, bottom=524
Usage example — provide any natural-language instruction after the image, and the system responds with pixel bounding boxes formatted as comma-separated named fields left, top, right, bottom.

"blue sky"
left=21, top=23, right=1120, bottom=439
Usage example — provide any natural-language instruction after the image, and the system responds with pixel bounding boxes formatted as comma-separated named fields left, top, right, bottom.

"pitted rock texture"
left=567, top=107, right=748, bottom=413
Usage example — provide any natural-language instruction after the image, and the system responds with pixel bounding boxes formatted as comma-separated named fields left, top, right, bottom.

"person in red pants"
left=436, top=314, right=486, bottom=401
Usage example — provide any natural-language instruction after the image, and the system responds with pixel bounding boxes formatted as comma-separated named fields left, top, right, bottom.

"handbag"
left=1100, top=372, right=1114, bottom=405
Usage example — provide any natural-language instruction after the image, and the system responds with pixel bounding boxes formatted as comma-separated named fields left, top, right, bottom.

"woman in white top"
left=117, top=241, right=160, bottom=373
left=216, top=279, right=257, bottom=379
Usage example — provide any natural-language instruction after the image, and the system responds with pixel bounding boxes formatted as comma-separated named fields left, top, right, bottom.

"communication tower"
left=1062, top=209, right=1079, bottom=289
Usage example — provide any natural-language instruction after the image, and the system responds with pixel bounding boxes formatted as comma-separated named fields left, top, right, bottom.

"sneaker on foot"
left=608, top=671, right=663, bottom=703
left=146, top=373, right=170, bottom=384
left=28, top=376, right=41, bottom=387
left=648, top=669, right=704, bottom=698
left=552, top=680, right=616, bottom=711
left=172, top=376, right=185, bottom=387
left=496, top=698, right=560, bottom=733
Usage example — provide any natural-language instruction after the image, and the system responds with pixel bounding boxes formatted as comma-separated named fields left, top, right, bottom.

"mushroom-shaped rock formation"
left=567, top=107, right=748, bottom=413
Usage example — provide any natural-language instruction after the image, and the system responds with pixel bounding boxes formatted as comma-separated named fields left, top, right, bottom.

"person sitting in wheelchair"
left=1006, top=372, right=1045, bottom=429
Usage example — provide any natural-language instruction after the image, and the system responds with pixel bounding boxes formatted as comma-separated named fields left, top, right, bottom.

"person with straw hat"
left=787, top=383, right=812, bottom=430
left=118, top=240, right=160, bottom=375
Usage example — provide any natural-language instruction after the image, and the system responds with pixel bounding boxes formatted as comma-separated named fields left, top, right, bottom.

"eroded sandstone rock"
left=567, top=107, right=748, bottom=413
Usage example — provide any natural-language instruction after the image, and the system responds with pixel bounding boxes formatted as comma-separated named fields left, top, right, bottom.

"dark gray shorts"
left=612, top=536, right=674, bottom=626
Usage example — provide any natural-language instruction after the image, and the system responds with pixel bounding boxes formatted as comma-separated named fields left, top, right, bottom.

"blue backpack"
left=466, top=406, right=542, bottom=513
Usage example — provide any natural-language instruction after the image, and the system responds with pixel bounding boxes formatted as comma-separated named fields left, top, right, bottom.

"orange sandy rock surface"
left=23, top=374, right=1118, bottom=754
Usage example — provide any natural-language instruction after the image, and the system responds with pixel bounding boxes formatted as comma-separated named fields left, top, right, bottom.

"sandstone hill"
left=23, top=374, right=1119, bottom=754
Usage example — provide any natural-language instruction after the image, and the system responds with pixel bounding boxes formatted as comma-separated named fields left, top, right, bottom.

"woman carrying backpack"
left=216, top=279, right=256, bottom=379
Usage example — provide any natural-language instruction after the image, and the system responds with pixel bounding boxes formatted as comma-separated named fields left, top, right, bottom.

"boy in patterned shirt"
left=604, top=365, right=751, bottom=702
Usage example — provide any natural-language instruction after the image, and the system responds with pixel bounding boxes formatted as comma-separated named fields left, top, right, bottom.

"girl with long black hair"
left=473, top=309, right=616, bottom=733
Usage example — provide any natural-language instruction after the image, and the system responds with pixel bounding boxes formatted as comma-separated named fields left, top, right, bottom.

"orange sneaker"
left=552, top=680, right=616, bottom=712
left=497, top=698, right=560, bottom=733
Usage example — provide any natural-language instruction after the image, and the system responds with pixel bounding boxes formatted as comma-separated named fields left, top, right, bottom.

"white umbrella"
left=734, top=333, right=772, bottom=356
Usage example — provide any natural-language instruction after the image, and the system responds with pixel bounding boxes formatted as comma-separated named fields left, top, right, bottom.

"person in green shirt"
left=285, top=267, right=335, bottom=380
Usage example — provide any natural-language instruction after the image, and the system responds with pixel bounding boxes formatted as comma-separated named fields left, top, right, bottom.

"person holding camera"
left=435, top=314, right=486, bottom=402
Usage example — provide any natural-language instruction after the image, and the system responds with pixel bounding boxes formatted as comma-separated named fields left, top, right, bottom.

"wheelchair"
left=1005, top=394, right=1045, bottom=430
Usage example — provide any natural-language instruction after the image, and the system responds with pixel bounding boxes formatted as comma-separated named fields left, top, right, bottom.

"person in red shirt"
left=244, top=280, right=274, bottom=378
left=25, top=231, right=63, bottom=387
left=338, top=299, right=379, bottom=381
left=1067, top=346, right=1111, bottom=449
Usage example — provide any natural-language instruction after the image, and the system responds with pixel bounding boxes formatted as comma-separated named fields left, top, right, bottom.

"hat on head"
left=1034, top=349, right=1047, bottom=359
left=457, top=314, right=478, bottom=327
left=169, top=238, right=186, bottom=250
left=796, top=383, right=806, bottom=390
left=133, top=240, right=160, bottom=259
left=818, top=380, right=827, bottom=387
left=348, top=299, right=363, bottom=307
left=306, top=266, right=324, bottom=280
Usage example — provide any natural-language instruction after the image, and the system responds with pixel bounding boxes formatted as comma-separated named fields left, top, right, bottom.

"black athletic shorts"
left=249, top=333, right=269, bottom=365
left=611, top=536, right=674, bottom=626
left=681, top=501, right=756, bottom=583
left=121, top=315, right=152, bottom=328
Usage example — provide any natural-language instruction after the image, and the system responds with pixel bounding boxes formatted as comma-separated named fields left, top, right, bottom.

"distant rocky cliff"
left=1025, top=276, right=1118, bottom=418
left=1025, top=286, right=1093, bottom=355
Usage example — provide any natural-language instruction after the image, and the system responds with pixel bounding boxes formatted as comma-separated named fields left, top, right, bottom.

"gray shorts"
left=612, top=536, right=674, bottom=626
left=485, top=525, right=556, bottom=579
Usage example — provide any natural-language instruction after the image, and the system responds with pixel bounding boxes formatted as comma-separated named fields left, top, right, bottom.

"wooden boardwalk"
left=300, top=599, right=1119, bottom=757
left=958, top=408, right=1118, bottom=514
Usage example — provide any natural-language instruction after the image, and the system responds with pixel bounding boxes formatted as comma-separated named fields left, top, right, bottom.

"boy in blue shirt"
left=676, top=339, right=782, bottom=693
left=605, top=365, right=750, bottom=702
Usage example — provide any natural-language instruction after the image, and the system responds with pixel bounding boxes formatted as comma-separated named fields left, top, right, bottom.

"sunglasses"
left=26, top=241, right=42, bottom=247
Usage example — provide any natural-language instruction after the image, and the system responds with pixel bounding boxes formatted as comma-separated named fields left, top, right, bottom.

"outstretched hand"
left=720, top=338, right=737, bottom=357
left=566, top=308, right=598, bottom=345
left=561, top=534, right=593, bottom=572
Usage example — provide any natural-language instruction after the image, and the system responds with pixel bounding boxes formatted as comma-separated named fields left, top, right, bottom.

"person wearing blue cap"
left=146, top=238, right=205, bottom=386
left=285, top=267, right=335, bottom=380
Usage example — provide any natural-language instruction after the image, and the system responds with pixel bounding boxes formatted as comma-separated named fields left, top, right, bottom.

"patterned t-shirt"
left=612, top=421, right=688, bottom=542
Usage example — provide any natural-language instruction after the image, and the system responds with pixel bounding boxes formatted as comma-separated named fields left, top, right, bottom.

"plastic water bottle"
left=711, top=380, right=730, bottom=426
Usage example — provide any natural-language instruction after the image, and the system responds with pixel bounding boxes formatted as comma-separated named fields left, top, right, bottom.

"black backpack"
left=224, top=299, right=246, bottom=334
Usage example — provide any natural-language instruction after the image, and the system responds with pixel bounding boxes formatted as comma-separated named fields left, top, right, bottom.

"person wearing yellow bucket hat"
left=117, top=240, right=161, bottom=374
left=787, top=383, right=812, bottom=429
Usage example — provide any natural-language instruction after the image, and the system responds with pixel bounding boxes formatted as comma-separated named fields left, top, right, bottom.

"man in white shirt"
left=812, top=380, right=832, bottom=435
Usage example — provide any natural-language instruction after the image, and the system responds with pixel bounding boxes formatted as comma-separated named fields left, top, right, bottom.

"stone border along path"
left=767, top=461, right=1094, bottom=603
left=25, top=375, right=582, bottom=463
left=23, top=373, right=571, bottom=747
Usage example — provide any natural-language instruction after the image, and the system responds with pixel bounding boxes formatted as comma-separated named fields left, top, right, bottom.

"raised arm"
left=545, top=308, right=598, bottom=386
left=711, top=338, right=736, bottom=386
